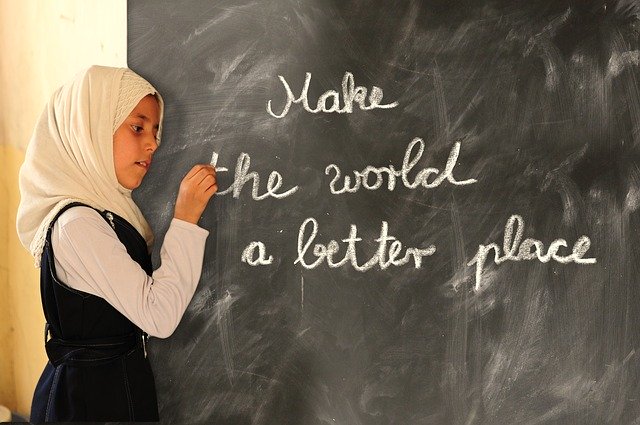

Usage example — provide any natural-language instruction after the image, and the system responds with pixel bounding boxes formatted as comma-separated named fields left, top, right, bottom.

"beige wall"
left=0, top=0, right=127, bottom=416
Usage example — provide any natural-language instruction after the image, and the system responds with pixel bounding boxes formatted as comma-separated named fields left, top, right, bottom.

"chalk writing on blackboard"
left=325, top=138, right=476, bottom=194
left=213, top=151, right=299, bottom=200
left=223, top=70, right=597, bottom=292
left=468, top=215, right=597, bottom=290
left=266, top=71, right=399, bottom=118
left=295, top=218, right=437, bottom=271
left=241, top=241, right=275, bottom=266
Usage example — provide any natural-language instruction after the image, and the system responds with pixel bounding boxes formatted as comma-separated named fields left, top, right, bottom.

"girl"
left=16, top=65, right=217, bottom=422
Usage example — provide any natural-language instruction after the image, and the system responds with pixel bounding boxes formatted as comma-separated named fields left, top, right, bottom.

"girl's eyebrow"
left=133, top=113, right=160, bottom=129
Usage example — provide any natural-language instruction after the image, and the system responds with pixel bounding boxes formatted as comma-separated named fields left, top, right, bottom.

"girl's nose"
left=146, top=135, right=158, bottom=153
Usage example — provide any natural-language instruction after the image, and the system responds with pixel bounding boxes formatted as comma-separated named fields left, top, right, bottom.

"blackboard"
left=128, top=1, right=640, bottom=424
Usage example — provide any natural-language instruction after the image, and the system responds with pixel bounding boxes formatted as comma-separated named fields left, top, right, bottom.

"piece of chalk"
left=210, top=151, right=228, bottom=172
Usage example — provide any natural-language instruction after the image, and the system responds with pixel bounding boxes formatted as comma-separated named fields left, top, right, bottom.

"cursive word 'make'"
left=267, top=71, right=399, bottom=118
left=468, top=215, right=596, bottom=291
left=295, top=218, right=436, bottom=271
left=325, top=138, right=477, bottom=195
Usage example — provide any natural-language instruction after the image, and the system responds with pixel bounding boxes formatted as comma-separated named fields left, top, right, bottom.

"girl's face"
left=113, top=94, right=160, bottom=190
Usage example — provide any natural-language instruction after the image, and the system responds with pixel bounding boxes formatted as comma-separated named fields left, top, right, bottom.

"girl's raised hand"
left=174, top=164, right=217, bottom=224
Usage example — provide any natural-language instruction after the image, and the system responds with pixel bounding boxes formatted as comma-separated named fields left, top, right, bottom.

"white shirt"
left=50, top=206, right=209, bottom=338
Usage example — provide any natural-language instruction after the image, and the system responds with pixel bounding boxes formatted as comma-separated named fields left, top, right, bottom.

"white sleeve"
left=51, top=207, right=209, bottom=338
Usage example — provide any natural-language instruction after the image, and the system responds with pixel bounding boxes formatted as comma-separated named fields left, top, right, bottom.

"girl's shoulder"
left=55, top=205, right=106, bottom=231
left=51, top=206, right=118, bottom=258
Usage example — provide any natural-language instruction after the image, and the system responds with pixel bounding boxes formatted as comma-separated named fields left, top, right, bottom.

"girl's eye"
left=131, top=125, right=143, bottom=133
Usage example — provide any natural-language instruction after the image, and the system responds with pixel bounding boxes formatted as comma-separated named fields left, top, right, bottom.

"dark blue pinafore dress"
left=30, top=202, right=159, bottom=422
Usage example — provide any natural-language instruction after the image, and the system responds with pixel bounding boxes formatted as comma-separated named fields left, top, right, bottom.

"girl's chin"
left=119, top=176, right=144, bottom=190
left=116, top=167, right=147, bottom=190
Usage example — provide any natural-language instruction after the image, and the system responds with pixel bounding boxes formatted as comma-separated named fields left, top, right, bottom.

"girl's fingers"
left=205, top=184, right=218, bottom=195
left=195, top=172, right=216, bottom=187
left=185, top=164, right=205, bottom=179
left=201, top=181, right=217, bottom=197
left=194, top=168, right=216, bottom=185
left=190, top=167, right=209, bottom=182
left=186, top=164, right=216, bottom=180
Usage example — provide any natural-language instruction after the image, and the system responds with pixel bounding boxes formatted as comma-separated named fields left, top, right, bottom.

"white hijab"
left=16, top=65, right=165, bottom=267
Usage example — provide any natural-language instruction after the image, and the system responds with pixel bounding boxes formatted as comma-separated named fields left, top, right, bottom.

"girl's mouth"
left=135, top=161, right=150, bottom=169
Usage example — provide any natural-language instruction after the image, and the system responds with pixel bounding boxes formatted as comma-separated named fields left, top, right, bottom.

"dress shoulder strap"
left=45, top=202, right=112, bottom=237
left=48, top=202, right=95, bottom=229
